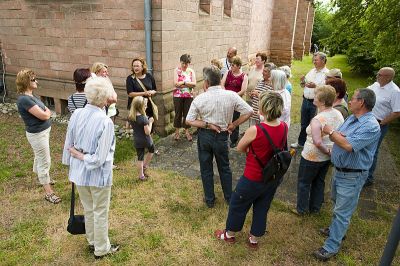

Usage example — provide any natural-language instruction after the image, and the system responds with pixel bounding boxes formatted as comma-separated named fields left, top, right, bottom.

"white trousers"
left=76, top=185, right=112, bottom=256
left=26, top=127, right=51, bottom=185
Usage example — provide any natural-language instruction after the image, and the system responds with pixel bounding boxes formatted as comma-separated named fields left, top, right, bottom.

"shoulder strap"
left=250, top=144, right=265, bottom=169
left=71, top=95, right=77, bottom=109
left=69, top=183, right=75, bottom=219
left=132, top=74, right=148, bottom=92
left=258, top=123, right=288, bottom=152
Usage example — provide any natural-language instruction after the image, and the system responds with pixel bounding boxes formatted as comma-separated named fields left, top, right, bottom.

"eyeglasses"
left=30, top=78, right=37, bottom=82
left=377, top=73, right=390, bottom=77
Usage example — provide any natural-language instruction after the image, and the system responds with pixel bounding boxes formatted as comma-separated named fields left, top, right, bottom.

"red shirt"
left=225, top=70, right=245, bottom=93
left=243, top=122, right=287, bottom=182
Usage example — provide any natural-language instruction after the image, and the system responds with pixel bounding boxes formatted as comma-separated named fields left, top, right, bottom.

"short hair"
left=326, top=78, right=347, bottom=99
left=279, top=65, right=292, bottom=78
left=211, top=59, right=223, bottom=70
left=180, top=54, right=191, bottom=64
left=16, top=69, right=35, bottom=94
left=128, top=96, right=146, bottom=122
left=270, top=70, right=287, bottom=91
left=259, top=90, right=283, bottom=121
left=73, top=68, right=91, bottom=92
left=85, top=77, right=114, bottom=107
left=315, top=85, right=336, bottom=107
left=264, top=62, right=277, bottom=71
left=203, top=66, right=221, bottom=87
left=256, top=52, right=268, bottom=62
left=231, top=56, right=242, bottom=67
left=131, top=57, right=148, bottom=75
left=91, top=62, right=108, bottom=75
left=314, top=52, right=327, bottom=64
left=357, top=88, right=376, bottom=111
left=326, top=68, right=342, bottom=78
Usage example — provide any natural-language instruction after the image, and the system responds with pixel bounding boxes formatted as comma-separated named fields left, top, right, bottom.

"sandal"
left=185, top=132, right=193, bottom=142
left=214, top=229, right=235, bottom=243
left=139, top=175, right=146, bottom=181
left=247, top=236, right=259, bottom=250
left=45, top=193, right=61, bottom=204
left=143, top=166, right=149, bottom=177
left=174, top=132, right=180, bottom=141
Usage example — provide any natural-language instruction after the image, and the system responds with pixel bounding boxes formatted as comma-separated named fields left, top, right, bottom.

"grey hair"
left=85, top=77, right=114, bottom=107
left=264, top=62, right=277, bottom=71
left=357, top=88, right=376, bottom=111
left=314, top=52, right=327, bottom=63
left=270, top=70, right=287, bottom=91
left=279, top=65, right=292, bottom=78
left=203, top=66, right=221, bottom=86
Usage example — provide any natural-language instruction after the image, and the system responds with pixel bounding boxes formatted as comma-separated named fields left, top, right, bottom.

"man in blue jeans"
left=186, top=66, right=252, bottom=208
left=313, top=88, right=380, bottom=261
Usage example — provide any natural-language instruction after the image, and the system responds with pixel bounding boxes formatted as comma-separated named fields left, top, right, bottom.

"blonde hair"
left=91, top=62, right=108, bottom=75
left=315, top=85, right=336, bottom=107
left=211, top=59, right=222, bottom=70
left=259, top=91, right=283, bottom=121
left=16, top=69, right=35, bottom=94
left=85, top=77, right=114, bottom=107
left=128, top=96, right=146, bottom=122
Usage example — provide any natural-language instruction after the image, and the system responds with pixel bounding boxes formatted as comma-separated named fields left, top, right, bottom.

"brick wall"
left=293, top=0, right=310, bottom=60
left=304, top=4, right=315, bottom=55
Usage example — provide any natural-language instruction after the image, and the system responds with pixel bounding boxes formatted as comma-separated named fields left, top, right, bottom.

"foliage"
left=311, top=2, right=334, bottom=50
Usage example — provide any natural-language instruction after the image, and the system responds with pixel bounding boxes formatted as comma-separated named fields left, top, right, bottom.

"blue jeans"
left=296, top=157, right=330, bottom=213
left=230, top=111, right=240, bottom=144
left=367, top=124, right=388, bottom=182
left=226, top=175, right=282, bottom=237
left=197, top=129, right=232, bottom=205
left=298, top=98, right=317, bottom=146
left=323, top=169, right=368, bottom=253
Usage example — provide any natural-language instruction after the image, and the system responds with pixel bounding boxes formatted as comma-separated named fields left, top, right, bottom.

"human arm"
left=126, top=76, right=152, bottom=98
left=311, top=119, right=330, bottom=155
left=221, top=72, right=228, bottom=88
left=62, top=116, right=76, bottom=165
left=322, top=124, right=352, bottom=152
left=238, top=74, right=248, bottom=97
left=380, top=112, right=400, bottom=126
left=185, top=100, right=221, bottom=132
left=237, top=126, right=257, bottom=153
left=144, top=117, right=154, bottom=135
left=28, top=105, right=51, bottom=120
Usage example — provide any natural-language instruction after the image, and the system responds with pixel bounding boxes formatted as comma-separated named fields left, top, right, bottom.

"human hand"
left=322, top=124, right=332, bottom=134
left=209, top=123, right=221, bottom=133
left=227, top=123, right=236, bottom=134
left=69, top=147, right=84, bottom=160
left=149, top=117, right=154, bottom=123
left=306, top=82, right=316, bottom=88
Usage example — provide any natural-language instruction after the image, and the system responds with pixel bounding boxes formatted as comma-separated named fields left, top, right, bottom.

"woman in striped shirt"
left=67, top=68, right=90, bottom=113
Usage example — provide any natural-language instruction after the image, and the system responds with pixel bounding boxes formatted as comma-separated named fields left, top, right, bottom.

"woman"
left=67, top=68, right=91, bottom=113
left=246, top=52, right=267, bottom=104
left=62, top=77, right=119, bottom=259
left=16, top=69, right=61, bottom=204
left=222, top=56, right=248, bottom=148
left=269, top=69, right=292, bottom=127
left=279, top=65, right=293, bottom=94
left=215, top=91, right=288, bottom=249
left=249, top=62, right=276, bottom=125
left=126, top=57, right=157, bottom=120
left=173, top=54, right=196, bottom=141
left=91, top=62, right=118, bottom=122
left=295, top=85, right=344, bottom=215
left=326, top=78, right=349, bottom=119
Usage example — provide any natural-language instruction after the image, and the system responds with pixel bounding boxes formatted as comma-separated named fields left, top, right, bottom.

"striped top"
left=62, top=104, right=115, bottom=187
left=251, top=80, right=272, bottom=120
left=67, top=92, right=87, bottom=113
left=331, top=112, right=380, bottom=170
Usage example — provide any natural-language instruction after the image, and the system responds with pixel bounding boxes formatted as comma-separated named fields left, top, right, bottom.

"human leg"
left=309, top=160, right=331, bottom=213
left=197, top=130, right=216, bottom=206
left=173, top=97, right=184, bottom=138
left=136, top=148, right=145, bottom=180
left=297, top=99, right=316, bottom=146
left=366, top=124, right=388, bottom=184
left=76, top=185, right=95, bottom=247
left=214, top=133, right=232, bottom=202
left=296, top=157, right=320, bottom=214
left=230, top=111, right=240, bottom=146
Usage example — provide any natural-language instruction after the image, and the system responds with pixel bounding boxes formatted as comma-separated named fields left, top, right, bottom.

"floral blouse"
left=173, top=67, right=194, bottom=98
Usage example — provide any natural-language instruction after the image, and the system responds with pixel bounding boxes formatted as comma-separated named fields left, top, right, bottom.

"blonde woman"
left=16, top=69, right=61, bottom=204
left=128, top=96, right=155, bottom=180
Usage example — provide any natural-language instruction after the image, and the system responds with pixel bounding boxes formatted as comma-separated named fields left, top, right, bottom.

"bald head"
left=377, top=67, right=395, bottom=86
left=227, top=47, right=237, bottom=63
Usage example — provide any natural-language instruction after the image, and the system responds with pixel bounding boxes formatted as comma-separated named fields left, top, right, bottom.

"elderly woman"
left=215, top=91, right=288, bottom=249
left=222, top=56, right=248, bottom=148
left=246, top=52, right=267, bottom=103
left=249, top=62, right=276, bottom=125
left=67, top=68, right=91, bottom=113
left=279, top=65, right=293, bottom=94
left=269, top=69, right=292, bottom=127
left=173, top=54, right=197, bottom=141
left=16, top=69, right=61, bottom=204
left=326, top=78, right=349, bottom=119
left=62, top=77, right=119, bottom=259
left=295, top=85, right=344, bottom=215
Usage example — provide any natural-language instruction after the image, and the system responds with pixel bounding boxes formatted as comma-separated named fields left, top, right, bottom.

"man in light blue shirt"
left=313, top=88, right=380, bottom=261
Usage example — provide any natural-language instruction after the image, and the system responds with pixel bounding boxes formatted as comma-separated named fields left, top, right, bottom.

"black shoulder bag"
left=67, top=183, right=86, bottom=235
left=250, top=123, right=292, bottom=184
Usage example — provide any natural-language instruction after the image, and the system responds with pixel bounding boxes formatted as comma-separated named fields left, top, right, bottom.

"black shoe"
left=88, top=245, right=95, bottom=253
left=94, top=244, right=120, bottom=259
left=313, top=247, right=336, bottom=261
left=363, top=180, right=374, bottom=187
left=319, top=227, right=346, bottom=240
left=203, top=198, right=215, bottom=208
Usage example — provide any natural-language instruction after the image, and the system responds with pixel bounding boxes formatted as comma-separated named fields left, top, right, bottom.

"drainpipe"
left=144, top=0, right=153, bottom=75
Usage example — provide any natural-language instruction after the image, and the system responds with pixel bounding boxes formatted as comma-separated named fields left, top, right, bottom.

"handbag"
left=133, top=75, right=159, bottom=120
left=67, top=183, right=86, bottom=235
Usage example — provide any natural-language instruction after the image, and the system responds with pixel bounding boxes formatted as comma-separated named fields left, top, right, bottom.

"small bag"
left=67, top=183, right=86, bottom=235
left=250, top=123, right=292, bottom=184
left=133, top=75, right=159, bottom=120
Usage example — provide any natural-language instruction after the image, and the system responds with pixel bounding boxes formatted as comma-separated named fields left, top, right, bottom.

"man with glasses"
left=364, top=67, right=400, bottom=187
left=313, top=88, right=380, bottom=261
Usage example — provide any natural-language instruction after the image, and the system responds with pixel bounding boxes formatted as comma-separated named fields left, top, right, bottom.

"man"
left=365, top=67, right=400, bottom=187
left=313, top=88, right=380, bottom=261
left=220, top=47, right=238, bottom=77
left=291, top=52, right=329, bottom=148
left=186, top=66, right=252, bottom=208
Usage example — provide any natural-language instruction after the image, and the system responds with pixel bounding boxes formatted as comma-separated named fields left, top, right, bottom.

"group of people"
left=14, top=46, right=400, bottom=261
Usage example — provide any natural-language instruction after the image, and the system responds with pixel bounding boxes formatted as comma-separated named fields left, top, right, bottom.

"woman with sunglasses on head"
left=16, top=69, right=61, bottom=204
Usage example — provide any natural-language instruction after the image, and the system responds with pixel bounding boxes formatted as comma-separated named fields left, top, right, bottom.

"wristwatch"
left=205, top=121, right=209, bottom=129
left=329, top=129, right=335, bottom=136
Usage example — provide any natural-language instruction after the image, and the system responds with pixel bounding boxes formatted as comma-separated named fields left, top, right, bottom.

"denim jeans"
left=197, top=129, right=232, bottom=205
left=230, top=111, right=240, bottom=144
left=367, top=124, right=388, bottom=182
left=296, top=157, right=330, bottom=213
left=226, top=175, right=281, bottom=237
left=298, top=98, right=317, bottom=146
left=323, top=169, right=368, bottom=253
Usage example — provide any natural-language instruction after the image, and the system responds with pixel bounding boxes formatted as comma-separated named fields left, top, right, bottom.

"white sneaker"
left=290, top=142, right=303, bottom=148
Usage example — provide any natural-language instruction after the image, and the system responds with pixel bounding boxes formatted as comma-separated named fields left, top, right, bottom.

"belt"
left=335, top=167, right=364, bottom=173
left=303, top=96, right=314, bottom=102
left=376, top=118, right=382, bottom=123
left=199, top=128, right=228, bottom=135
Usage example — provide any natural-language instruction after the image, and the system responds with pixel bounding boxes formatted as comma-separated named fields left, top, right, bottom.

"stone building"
left=0, top=0, right=314, bottom=135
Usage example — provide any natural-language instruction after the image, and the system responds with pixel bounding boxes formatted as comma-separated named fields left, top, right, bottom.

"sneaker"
left=313, top=247, right=336, bottom=261
left=94, top=244, right=120, bottom=259
left=247, top=236, right=259, bottom=250
left=319, top=227, right=346, bottom=240
left=290, top=207, right=306, bottom=216
left=290, top=142, right=303, bottom=149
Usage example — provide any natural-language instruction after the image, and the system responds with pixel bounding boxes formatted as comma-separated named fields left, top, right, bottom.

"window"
left=223, top=0, right=232, bottom=17
left=199, top=0, right=211, bottom=14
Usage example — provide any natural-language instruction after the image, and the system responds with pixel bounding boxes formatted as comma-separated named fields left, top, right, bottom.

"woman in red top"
left=215, top=91, right=287, bottom=249
left=221, top=56, right=248, bottom=147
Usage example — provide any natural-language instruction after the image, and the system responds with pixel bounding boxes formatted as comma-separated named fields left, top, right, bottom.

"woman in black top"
left=126, top=57, right=157, bottom=118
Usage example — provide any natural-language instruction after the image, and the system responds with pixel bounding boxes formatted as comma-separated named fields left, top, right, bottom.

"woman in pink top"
left=221, top=56, right=248, bottom=147
left=173, top=54, right=197, bottom=141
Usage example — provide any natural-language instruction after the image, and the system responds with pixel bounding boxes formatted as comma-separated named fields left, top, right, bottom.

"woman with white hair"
left=279, top=65, right=293, bottom=94
left=62, top=77, right=119, bottom=259
left=269, top=69, right=292, bottom=127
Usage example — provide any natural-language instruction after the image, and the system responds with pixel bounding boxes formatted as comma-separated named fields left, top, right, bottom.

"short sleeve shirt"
left=17, top=95, right=51, bottom=133
left=368, top=81, right=400, bottom=120
left=130, top=115, right=153, bottom=149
